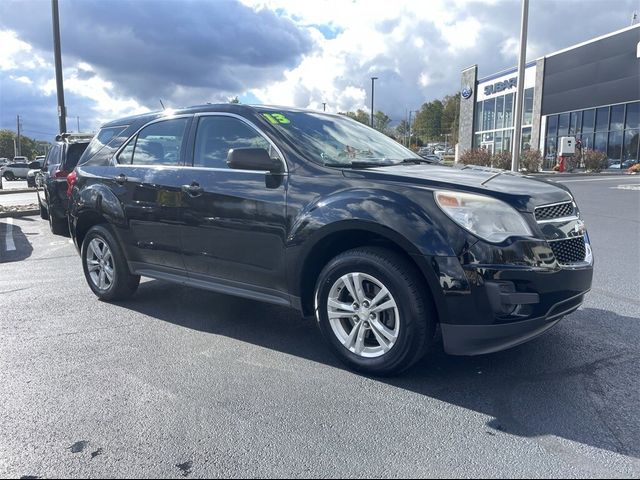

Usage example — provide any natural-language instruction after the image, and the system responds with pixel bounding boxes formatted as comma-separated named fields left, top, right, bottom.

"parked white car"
left=1, top=160, right=31, bottom=180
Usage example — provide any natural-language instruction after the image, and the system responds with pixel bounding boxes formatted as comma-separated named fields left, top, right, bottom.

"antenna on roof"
left=159, top=99, right=166, bottom=110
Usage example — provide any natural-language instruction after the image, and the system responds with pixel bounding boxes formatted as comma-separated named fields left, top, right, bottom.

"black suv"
left=37, top=133, right=91, bottom=235
left=68, top=105, right=593, bottom=375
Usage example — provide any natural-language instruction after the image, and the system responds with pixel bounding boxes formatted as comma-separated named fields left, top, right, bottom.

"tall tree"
left=413, top=100, right=444, bottom=142
left=441, top=93, right=460, bottom=144
left=373, top=110, right=391, bottom=132
left=0, top=129, right=46, bottom=160
left=339, top=109, right=370, bottom=125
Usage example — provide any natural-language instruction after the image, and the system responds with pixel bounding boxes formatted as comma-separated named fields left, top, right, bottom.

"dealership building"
left=458, top=24, right=640, bottom=169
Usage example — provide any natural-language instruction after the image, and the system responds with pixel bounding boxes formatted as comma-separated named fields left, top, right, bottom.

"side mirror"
left=227, top=148, right=283, bottom=173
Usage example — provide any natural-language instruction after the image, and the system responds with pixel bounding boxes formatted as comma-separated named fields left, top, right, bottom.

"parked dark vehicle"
left=37, top=133, right=92, bottom=235
left=68, top=105, right=593, bottom=375
left=26, top=157, right=45, bottom=187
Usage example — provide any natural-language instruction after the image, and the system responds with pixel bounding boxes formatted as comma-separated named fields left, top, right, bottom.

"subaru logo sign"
left=461, top=87, right=473, bottom=99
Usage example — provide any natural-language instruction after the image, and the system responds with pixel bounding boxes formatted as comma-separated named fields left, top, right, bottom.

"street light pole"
left=511, top=0, right=529, bottom=172
left=370, top=77, right=378, bottom=127
left=51, top=0, right=67, bottom=134
left=322, top=102, right=326, bottom=112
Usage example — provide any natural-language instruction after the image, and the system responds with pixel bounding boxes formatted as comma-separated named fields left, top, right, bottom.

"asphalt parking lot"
left=1, top=175, right=639, bottom=478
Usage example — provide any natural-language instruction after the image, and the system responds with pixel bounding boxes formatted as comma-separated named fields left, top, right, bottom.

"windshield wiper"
left=323, top=159, right=395, bottom=168
left=398, top=158, right=438, bottom=165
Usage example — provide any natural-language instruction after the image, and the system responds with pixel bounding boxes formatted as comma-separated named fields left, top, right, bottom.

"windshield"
left=258, top=110, right=420, bottom=167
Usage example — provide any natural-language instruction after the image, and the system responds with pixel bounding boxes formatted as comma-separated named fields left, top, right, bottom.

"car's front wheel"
left=81, top=224, right=140, bottom=301
left=314, top=247, right=436, bottom=376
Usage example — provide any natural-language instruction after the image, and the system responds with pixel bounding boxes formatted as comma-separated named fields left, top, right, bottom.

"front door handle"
left=182, top=182, right=204, bottom=197
left=115, top=173, right=127, bottom=185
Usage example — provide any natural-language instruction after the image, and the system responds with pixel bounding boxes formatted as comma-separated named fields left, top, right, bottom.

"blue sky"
left=0, top=0, right=638, bottom=141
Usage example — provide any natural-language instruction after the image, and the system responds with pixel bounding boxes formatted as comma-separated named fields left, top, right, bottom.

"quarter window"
left=193, top=116, right=276, bottom=169
left=118, top=118, right=188, bottom=165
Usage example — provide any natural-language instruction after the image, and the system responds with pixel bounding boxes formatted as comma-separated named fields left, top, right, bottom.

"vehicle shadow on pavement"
left=0, top=220, right=34, bottom=263
left=122, top=281, right=640, bottom=460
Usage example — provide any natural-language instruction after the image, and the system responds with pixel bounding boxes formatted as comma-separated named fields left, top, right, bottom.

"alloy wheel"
left=326, top=272, right=399, bottom=358
left=86, top=237, right=115, bottom=291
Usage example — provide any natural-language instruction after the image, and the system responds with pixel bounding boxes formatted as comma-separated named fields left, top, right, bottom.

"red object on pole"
left=558, top=156, right=565, bottom=173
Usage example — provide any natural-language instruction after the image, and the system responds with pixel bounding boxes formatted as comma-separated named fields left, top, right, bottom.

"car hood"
left=342, top=164, right=572, bottom=212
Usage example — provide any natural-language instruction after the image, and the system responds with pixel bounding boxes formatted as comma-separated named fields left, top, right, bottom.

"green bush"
left=582, top=150, right=608, bottom=172
left=492, top=150, right=512, bottom=170
left=459, top=148, right=492, bottom=167
left=520, top=149, right=543, bottom=173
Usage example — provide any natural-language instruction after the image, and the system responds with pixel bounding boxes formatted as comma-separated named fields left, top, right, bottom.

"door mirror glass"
left=227, top=148, right=283, bottom=173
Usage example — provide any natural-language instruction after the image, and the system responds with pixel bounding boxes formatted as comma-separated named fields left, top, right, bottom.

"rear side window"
left=193, top=116, right=275, bottom=169
left=80, top=126, right=127, bottom=164
left=118, top=118, right=188, bottom=166
left=44, top=145, right=61, bottom=168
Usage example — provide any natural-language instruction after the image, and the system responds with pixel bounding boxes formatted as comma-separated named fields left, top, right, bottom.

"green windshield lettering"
left=263, top=113, right=291, bottom=125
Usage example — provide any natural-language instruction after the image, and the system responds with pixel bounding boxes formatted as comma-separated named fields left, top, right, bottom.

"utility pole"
left=322, top=102, right=326, bottom=112
left=370, top=77, right=378, bottom=127
left=51, top=0, right=67, bottom=134
left=77, top=116, right=80, bottom=132
left=16, top=115, right=21, bottom=156
left=511, top=0, right=529, bottom=172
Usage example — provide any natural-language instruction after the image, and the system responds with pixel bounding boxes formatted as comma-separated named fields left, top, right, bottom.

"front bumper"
left=429, top=235, right=593, bottom=356
left=441, top=289, right=587, bottom=355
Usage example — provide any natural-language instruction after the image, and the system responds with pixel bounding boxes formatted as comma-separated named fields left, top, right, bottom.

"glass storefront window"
left=495, top=96, right=504, bottom=130
left=623, top=129, right=639, bottom=164
left=607, top=130, right=623, bottom=161
left=547, top=115, right=558, bottom=138
left=595, top=107, right=609, bottom=131
left=625, top=102, right=639, bottom=130
left=504, top=93, right=514, bottom=128
left=594, top=132, right=607, bottom=152
left=475, top=102, right=483, bottom=134
left=580, top=134, right=594, bottom=151
left=521, top=127, right=532, bottom=152
left=558, top=113, right=569, bottom=136
left=483, top=98, right=496, bottom=131
left=503, top=130, right=512, bottom=153
left=569, top=111, right=582, bottom=135
left=610, top=104, right=625, bottom=131
left=523, top=88, right=534, bottom=126
left=582, top=109, right=595, bottom=133
left=474, top=134, right=482, bottom=148
left=482, top=132, right=494, bottom=142
left=495, top=130, right=503, bottom=152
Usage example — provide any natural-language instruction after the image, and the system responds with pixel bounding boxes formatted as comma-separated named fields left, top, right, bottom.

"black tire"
left=38, top=197, right=49, bottom=220
left=314, top=247, right=436, bottom=376
left=4, top=172, right=15, bottom=181
left=48, top=213, right=69, bottom=236
left=81, top=224, right=140, bottom=301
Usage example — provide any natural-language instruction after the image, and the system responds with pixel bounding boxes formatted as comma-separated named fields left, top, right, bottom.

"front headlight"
left=434, top=190, right=532, bottom=243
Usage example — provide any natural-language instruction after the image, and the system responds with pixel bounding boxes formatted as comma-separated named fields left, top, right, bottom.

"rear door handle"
left=115, top=173, right=127, bottom=185
left=182, top=182, right=204, bottom=197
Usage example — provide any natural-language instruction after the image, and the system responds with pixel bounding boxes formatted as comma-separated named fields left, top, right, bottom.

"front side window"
left=193, top=116, right=276, bottom=169
left=118, top=118, right=188, bottom=166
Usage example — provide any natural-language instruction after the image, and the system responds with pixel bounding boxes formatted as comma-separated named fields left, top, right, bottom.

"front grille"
left=549, top=236, right=587, bottom=265
left=535, top=201, right=575, bottom=221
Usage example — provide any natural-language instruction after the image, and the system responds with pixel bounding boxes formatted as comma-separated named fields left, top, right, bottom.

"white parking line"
left=5, top=217, right=16, bottom=251
left=558, top=176, right=639, bottom=183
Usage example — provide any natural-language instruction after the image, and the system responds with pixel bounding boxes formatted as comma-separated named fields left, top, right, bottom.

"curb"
left=0, top=209, right=40, bottom=218
left=0, top=188, right=36, bottom=195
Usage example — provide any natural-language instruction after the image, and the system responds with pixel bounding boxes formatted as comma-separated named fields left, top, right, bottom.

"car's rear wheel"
left=314, top=247, right=436, bottom=376
left=81, top=224, right=140, bottom=301
left=48, top=213, right=68, bottom=236
left=38, top=197, right=49, bottom=220
left=4, top=172, right=15, bottom=181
